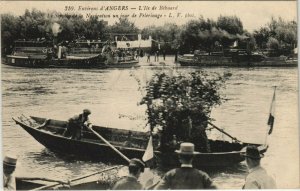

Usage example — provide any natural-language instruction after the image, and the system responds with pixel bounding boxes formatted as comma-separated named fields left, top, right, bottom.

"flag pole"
left=264, top=128, right=269, bottom=146
left=264, top=86, right=277, bottom=145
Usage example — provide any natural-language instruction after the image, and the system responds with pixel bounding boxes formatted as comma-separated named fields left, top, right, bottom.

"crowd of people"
left=112, top=143, right=276, bottom=190
left=146, top=50, right=167, bottom=63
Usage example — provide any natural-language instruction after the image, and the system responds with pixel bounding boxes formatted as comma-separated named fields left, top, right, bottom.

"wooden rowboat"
left=16, top=165, right=123, bottom=190
left=12, top=115, right=268, bottom=168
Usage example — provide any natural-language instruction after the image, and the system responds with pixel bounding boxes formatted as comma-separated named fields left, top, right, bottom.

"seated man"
left=63, top=109, right=92, bottom=140
left=3, top=154, right=17, bottom=191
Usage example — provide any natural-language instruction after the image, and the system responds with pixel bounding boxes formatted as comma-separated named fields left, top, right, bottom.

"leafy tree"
left=141, top=23, right=181, bottom=53
left=254, top=17, right=297, bottom=55
left=267, top=37, right=279, bottom=50
left=217, top=15, right=243, bottom=35
left=179, top=16, right=246, bottom=53
left=108, top=18, right=140, bottom=40
left=139, top=71, right=230, bottom=152
left=253, top=27, right=270, bottom=49
left=18, top=9, right=49, bottom=39
left=180, top=18, right=213, bottom=53
left=85, top=17, right=108, bottom=40
left=1, top=14, right=20, bottom=54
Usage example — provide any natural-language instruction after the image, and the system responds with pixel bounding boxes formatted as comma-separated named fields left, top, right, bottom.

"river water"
left=2, top=56, right=299, bottom=189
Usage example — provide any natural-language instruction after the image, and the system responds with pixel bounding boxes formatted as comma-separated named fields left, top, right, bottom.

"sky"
left=1, top=1, right=297, bottom=32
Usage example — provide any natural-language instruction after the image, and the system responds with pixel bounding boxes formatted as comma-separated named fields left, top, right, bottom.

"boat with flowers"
left=13, top=115, right=267, bottom=168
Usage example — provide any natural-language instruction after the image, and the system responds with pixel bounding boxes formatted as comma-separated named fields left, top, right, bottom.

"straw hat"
left=175, top=142, right=200, bottom=155
left=3, top=154, right=17, bottom=167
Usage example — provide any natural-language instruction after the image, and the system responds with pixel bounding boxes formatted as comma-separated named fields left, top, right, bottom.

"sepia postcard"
left=1, top=0, right=299, bottom=190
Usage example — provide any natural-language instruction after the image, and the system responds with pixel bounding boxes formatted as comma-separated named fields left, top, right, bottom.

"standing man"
left=63, top=109, right=92, bottom=140
left=156, top=51, right=159, bottom=62
left=154, top=142, right=216, bottom=189
left=242, top=145, right=277, bottom=189
left=3, top=155, right=17, bottom=191
left=112, top=158, right=145, bottom=190
left=163, top=50, right=166, bottom=61
left=147, top=52, right=151, bottom=62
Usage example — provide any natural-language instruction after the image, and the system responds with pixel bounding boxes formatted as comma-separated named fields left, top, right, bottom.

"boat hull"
left=4, top=55, right=106, bottom=69
left=178, top=55, right=298, bottom=67
left=105, top=61, right=139, bottom=68
left=12, top=116, right=266, bottom=168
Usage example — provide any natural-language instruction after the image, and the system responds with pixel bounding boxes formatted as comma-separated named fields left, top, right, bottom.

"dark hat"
left=129, top=158, right=145, bottom=172
left=241, top=145, right=264, bottom=159
left=83, top=109, right=91, bottom=115
left=3, top=154, right=17, bottom=167
left=175, top=142, right=200, bottom=155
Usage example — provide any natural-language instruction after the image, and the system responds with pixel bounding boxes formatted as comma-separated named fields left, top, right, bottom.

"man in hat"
left=242, top=145, right=277, bottom=189
left=63, top=109, right=92, bottom=140
left=154, top=142, right=216, bottom=189
left=3, top=155, right=17, bottom=191
left=112, top=158, right=145, bottom=190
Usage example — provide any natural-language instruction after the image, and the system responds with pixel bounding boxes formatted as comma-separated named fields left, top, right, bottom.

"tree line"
left=1, top=8, right=297, bottom=56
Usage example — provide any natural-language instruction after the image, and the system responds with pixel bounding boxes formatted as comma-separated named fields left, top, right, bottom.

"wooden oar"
left=17, top=177, right=68, bottom=184
left=207, top=121, right=242, bottom=143
left=30, top=165, right=123, bottom=191
left=87, top=126, right=130, bottom=163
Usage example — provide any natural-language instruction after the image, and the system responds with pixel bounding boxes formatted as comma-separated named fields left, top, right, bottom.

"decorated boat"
left=104, top=49, right=139, bottom=68
left=12, top=115, right=267, bottom=168
left=3, top=39, right=106, bottom=68
left=178, top=49, right=297, bottom=67
left=101, top=34, right=152, bottom=68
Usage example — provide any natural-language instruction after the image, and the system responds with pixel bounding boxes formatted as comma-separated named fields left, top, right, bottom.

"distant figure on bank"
left=63, top=109, right=92, bottom=140
left=123, top=131, right=133, bottom=147
left=242, top=145, right=277, bottom=189
left=163, top=50, right=166, bottom=61
left=154, top=51, right=159, bottom=62
left=3, top=155, right=17, bottom=191
left=166, top=134, right=178, bottom=151
left=175, top=49, right=178, bottom=62
left=112, top=158, right=145, bottom=190
left=147, top=52, right=151, bottom=62
left=154, top=142, right=216, bottom=189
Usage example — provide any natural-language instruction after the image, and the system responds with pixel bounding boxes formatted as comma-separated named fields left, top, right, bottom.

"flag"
left=267, top=88, right=276, bottom=135
left=142, top=136, right=154, bottom=162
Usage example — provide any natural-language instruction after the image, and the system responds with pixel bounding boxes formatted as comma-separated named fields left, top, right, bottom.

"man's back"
left=155, top=167, right=214, bottom=189
left=112, top=176, right=142, bottom=190
left=244, top=166, right=277, bottom=189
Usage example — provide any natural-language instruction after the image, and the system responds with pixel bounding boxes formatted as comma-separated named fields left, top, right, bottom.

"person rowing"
left=63, top=109, right=92, bottom=140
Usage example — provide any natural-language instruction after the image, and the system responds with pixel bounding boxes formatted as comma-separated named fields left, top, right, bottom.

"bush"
left=139, top=70, right=230, bottom=152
